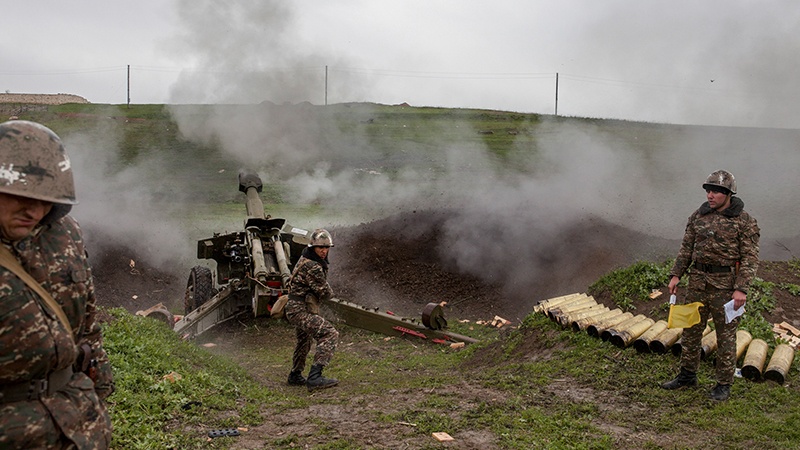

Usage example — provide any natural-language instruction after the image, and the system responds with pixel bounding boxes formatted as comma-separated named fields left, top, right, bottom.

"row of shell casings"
left=535, top=293, right=795, bottom=384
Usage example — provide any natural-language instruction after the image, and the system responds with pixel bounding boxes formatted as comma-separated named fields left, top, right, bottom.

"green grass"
left=588, top=260, right=674, bottom=311
left=104, top=309, right=289, bottom=449
left=102, top=271, right=800, bottom=449
left=789, top=258, right=800, bottom=275
left=739, top=277, right=779, bottom=342
left=780, top=282, right=800, bottom=296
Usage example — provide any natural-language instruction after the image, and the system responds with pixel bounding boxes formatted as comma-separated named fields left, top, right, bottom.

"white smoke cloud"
left=63, top=116, right=195, bottom=269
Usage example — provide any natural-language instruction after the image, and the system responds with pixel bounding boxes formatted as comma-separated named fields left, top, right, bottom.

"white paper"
left=669, top=294, right=677, bottom=305
left=724, top=299, right=745, bottom=323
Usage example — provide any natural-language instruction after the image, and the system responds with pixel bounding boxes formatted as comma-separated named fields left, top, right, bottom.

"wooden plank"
left=780, top=321, right=800, bottom=336
left=432, top=432, right=454, bottom=442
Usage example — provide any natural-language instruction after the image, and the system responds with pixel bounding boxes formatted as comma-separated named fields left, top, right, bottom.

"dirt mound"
left=328, top=210, right=506, bottom=321
left=90, top=240, right=184, bottom=315
left=328, top=210, right=678, bottom=322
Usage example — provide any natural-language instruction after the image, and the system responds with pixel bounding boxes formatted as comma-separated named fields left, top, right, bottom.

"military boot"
left=287, top=370, right=306, bottom=386
left=708, top=383, right=731, bottom=401
left=306, top=364, right=338, bottom=392
left=661, top=367, right=698, bottom=390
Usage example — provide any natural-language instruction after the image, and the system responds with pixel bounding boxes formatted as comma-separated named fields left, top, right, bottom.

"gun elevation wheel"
left=184, top=266, right=214, bottom=314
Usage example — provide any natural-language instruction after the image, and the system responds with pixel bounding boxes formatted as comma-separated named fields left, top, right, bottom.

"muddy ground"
left=88, top=211, right=800, bottom=448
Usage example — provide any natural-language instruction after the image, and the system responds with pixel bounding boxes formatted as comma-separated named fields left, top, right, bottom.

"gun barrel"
left=244, top=187, right=266, bottom=221
left=272, top=236, right=292, bottom=286
left=249, top=232, right=268, bottom=280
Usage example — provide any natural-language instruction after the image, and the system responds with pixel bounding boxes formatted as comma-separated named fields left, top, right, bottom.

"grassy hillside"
left=11, top=102, right=699, bottom=204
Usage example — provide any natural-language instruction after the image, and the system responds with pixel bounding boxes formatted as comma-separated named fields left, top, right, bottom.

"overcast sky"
left=3, top=1, right=800, bottom=129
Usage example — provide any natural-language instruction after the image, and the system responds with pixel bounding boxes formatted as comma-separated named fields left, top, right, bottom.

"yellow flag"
left=667, top=302, right=704, bottom=329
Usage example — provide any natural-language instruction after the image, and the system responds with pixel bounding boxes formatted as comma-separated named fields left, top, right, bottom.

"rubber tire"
left=184, top=266, right=214, bottom=314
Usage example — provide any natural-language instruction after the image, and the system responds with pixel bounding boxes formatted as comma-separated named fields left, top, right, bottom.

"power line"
left=332, top=66, right=554, bottom=80
left=129, top=65, right=321, bottom=75
left=559, top=73, right=729, bottom=94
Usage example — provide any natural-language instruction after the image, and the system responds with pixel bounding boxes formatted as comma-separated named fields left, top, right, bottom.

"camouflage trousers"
left=679, top=286, right=739, bottom=384
left=285, top=298, right=339, bottom=372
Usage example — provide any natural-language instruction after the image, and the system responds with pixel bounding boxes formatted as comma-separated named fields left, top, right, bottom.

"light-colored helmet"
left=702, top=169, right=736, bottom=195
left=308, top=228, right=334, bottom=247
left=0, top=120, right=77, bottom=223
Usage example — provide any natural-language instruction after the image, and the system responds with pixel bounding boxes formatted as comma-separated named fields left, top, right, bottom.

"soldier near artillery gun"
left=661, top=169, right=760, bottom=401
left=0, top=121, right=113, bottom=448
left=285, top=228, right=340, bottom=392
left=150, top=170, right=477, bottom=382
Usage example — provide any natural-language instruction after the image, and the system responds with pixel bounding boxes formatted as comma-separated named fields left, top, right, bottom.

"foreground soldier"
left=661, top=170, right=759, bottom=401
left=285, top=228, right=340, bottom=392
left=0, top=121, right=113, bottom=448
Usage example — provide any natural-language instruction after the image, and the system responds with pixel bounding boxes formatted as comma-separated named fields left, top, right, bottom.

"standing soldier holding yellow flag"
left=661, top=170, right=760, bottom=401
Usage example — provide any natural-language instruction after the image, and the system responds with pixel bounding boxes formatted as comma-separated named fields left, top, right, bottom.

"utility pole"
left=127, top=65, right=131, bottom=107
left=325, top=65, right=328, bottom=106
left=555, top=72, right=558, bottom=116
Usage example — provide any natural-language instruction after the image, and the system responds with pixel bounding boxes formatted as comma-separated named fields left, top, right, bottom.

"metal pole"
left=127, top=65, right=131, bottom=107
left=555, top=72, right=558, bottom=116
left=325, top=65, right=328, bottom=106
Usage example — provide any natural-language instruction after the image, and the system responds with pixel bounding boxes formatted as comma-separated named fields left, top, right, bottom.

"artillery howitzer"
left=143, top=171, right=477, bottom=345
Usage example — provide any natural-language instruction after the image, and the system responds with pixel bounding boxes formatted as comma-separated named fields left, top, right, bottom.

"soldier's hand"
left=668, top=276, right=680, bottom=295
left=733, top=290, right=747, bottom=310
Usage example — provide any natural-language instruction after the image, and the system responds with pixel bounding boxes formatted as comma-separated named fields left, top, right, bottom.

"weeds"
left=780, top=282, right=800, bottom=296
left=736, top=277, right=779, bottom=342
left=588, top=260, right=673, bottom=311
left=789, top=257, right=800, bottom=276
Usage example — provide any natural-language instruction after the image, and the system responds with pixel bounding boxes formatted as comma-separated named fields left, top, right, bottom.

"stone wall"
left=0, top=93, right=89, bottom=105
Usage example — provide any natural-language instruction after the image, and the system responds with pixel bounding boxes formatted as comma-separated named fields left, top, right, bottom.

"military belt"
left=693, top=262, right=732, bottom=273
left=0, top=367, right=73, bottom=403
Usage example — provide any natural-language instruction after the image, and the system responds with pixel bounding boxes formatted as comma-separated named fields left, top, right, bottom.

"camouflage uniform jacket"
left=0, top=215, right=113, bottom=449
left=287, top=247, right=334, bottom=302
left=669, top=196, right=760, bottom=293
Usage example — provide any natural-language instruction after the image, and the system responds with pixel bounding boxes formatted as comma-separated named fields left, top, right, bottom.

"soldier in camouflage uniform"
left=0, top=121, right=113, bottom=448
left=285, top=228, right=340, bottom=392
left=661, top=169, right=759, bottom=401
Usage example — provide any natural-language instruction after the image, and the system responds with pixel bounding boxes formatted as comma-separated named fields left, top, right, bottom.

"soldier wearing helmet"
left=308, top=228, right=334, bottom=248
left=0, top=121, right=113, bottom=448
left=702, top=169, right=737, bottom=195
left=661, top=169, right=759, bottom=401
left=284, top=228, right=340, bottom=391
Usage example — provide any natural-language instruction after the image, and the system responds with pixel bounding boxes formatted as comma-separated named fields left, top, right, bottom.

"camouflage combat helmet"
left=702, top=169, right=736, bottom=195
left=0, top=120, right=77, bottom=222
left=308, top=228, right=334, bottom=247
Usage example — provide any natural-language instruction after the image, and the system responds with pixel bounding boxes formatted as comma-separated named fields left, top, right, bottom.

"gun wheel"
left=184, top=266, right=214, bottom=314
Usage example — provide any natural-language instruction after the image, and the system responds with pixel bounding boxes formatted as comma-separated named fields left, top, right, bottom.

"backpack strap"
left=0, top=244, right=76, bottom=342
